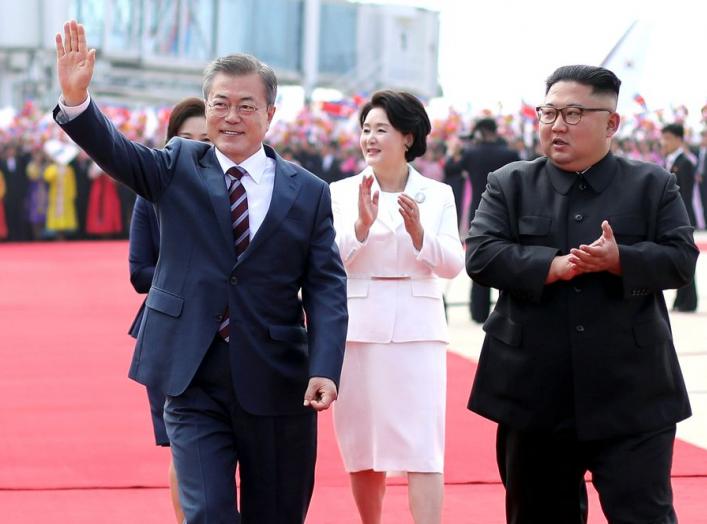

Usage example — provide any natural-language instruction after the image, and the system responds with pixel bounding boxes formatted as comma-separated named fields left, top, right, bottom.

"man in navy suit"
left=55, top=21, right=348, bottom=523
left=661, top=123, right=698, bottom=312
left=461, top=118, right=519, bottom=323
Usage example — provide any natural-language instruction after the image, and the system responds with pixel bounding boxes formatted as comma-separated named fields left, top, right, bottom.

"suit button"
left=575, top=325, right=585, bottom=332
left=216, top=313, right=224, bottom=321
left=230, top=276, right=238, bottom=285
left=574, top=213, right=583, bottom=222
left=579, top=183, right=587, bottom=190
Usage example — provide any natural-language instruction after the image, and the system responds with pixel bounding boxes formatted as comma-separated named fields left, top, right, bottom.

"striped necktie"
left=218, top=166, right=250, bottom=342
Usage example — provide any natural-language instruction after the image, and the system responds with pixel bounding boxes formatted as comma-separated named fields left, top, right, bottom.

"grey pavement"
left=445, top=230, right=707, bottom=450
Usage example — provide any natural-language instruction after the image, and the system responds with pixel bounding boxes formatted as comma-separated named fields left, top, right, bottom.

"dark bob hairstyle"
left=359, top=90, right=431, bottom=162
left=167, top=97, right=207, bottom=141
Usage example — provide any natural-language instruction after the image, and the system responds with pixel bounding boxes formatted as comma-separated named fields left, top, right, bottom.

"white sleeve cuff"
left=57, top=94, right=91, bottom=123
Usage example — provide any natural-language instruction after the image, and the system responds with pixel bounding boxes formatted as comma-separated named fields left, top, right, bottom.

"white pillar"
left=301, top=0, right=321, bottom=103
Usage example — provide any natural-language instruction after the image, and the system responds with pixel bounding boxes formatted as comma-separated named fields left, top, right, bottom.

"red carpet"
left=1, top=241, right=706, bottom=522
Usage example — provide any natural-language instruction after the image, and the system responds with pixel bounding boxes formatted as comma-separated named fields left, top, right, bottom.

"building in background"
left=0, top=0, right=440, bottom=109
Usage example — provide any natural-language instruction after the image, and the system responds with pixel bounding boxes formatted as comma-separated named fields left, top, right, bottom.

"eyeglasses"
left=535, top=105, right=613, bottom=125
left=207, top=100, right=260, bottom=118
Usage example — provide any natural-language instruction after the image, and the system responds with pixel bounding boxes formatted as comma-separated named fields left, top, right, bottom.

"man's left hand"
left=303, top=377, right=338, bottom=411
left=569, top=220, right=622, bottom=275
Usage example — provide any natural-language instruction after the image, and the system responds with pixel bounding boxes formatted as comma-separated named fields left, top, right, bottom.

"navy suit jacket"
left=128, top=195, right=160, bottom=338
left=670, top=152, right=696, bottom=226
left=56, top=101, right=348, bottom=416
left=462, top=141, right=520, bottom=222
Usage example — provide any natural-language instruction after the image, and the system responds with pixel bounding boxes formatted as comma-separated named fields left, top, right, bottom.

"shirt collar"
left=545, top=152, right=617, bottom=195
left=214, top=145, right=267, bottom=183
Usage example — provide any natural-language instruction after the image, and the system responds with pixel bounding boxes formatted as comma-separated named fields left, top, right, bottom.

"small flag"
left=520, top=101, right=537, bottom=121
left=633, top=93, right=647, bottom=111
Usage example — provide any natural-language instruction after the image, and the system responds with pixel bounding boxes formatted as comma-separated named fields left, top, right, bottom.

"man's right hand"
left=55, top=20, right=96, bottom=106
left=545, top=254, right=582, bottom=284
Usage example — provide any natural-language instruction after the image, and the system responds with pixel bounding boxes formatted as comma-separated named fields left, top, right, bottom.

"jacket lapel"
left=234, top=146, right=300, bottom=268
left=199, top=147, right=236, bottom=252
left=403, top=166, right=429, bottom=206
left=400, top=166, right=429, bottom=228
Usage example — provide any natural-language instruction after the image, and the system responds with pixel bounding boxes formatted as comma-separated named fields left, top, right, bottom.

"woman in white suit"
left=330, top=90, right=464, bottom=524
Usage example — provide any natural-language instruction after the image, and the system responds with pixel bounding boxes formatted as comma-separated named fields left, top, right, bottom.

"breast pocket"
left=518, top=215, right=552, bottom=245
left=609, top=214, right=647, bottom=245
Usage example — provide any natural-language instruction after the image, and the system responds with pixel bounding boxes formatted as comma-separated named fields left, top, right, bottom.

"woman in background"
left=127, top=97, right=209, bottom=523
left=85, top=161, right=123, bottom=238
left=25, top=150, right=49, bottom=240
left=330, top=90, right=464, bottom=524
left=44, top=157, right=77, bottom=239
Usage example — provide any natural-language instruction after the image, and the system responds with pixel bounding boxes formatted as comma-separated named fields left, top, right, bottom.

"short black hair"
left=545, top=65, right=621, bottom=98
left=359, top=90, right=431, bottom=162
left=473, top=117, right=497, bottom=135
left=662, top=123, right=685, bottom=140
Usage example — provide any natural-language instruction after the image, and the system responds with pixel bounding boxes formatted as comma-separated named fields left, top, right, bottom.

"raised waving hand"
left=55, top=20, right=96, bottom=106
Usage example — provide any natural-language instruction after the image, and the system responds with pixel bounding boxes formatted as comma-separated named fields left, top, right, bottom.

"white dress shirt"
left=665, top=148, right=682, bottom=171
left=214, top=146, right=274, bottom=239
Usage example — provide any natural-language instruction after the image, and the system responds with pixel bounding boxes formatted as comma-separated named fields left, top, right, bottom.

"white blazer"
left=330, top=166, right=464, bottom=343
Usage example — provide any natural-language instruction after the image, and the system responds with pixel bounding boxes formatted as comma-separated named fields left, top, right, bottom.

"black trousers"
left=497, top=424, right=678, bottom=524
left=445, top=175, right=466, bottom=230
left=164, top=337, right=317, bottom=524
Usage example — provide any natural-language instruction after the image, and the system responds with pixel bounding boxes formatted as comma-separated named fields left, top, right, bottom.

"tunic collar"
left=545, top=152, right=617, bottom=195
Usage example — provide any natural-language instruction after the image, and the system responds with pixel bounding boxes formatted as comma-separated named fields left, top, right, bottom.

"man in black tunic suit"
left=466, top=65, right=697, bottom=524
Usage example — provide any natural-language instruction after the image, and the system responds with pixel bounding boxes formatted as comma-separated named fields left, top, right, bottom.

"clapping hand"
left=354, top=175, right=379, bottom=242
left=569, top=220, right=622, bottom=276
left=398, top=193, right=424, bottom=251
left=55, top=20, right=96, bottom=106
left=545, top=254, right=582, bottom=284
left=546, top=220, right=622, bottom=284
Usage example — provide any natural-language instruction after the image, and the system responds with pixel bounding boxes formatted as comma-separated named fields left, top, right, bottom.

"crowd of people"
left=1, top=86, right=706, bottom=243
left=11, top=19, right=696, bottom=524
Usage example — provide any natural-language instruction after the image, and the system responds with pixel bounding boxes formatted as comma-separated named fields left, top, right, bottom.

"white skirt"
left=333, top=340, right=447, bottom=474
